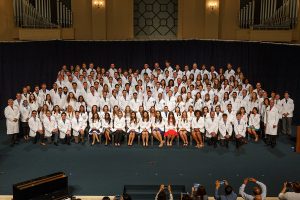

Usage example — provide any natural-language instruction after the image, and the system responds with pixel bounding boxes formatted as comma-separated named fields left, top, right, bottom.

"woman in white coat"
left=178, top=111, right=190, bottom=147
left=164, top=112, right=178, bottom=146
left=20, top=100, right=31, bottom=140
left=102, top=113, right=113, bottom=146
left=5, top=99, right=20, bottom=146
left=52, top=105, right=62, bottom=123
left=248, top=107, right=260, bottom=141
left=194, top=92, right=203, bottom=111
left=264, top=100, right=279, bottom=148
left=192, top=110, right=205, bottom=148
left=127, top=112, right=139, bottom=146
left=29, top=94, right=39, bottom=112
left=112, top=110, right=126, bottom=147
left=140, top=111, right=151, bottom=147
left=152, top=111, right=165, bottom=147
left=89, top=112, right=102, bottom=146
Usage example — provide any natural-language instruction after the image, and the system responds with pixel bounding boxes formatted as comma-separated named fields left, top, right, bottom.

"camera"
left=286, top=182, right=292, bottom=187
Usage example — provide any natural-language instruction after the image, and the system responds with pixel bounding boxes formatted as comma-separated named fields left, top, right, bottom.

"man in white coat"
left=72, top=111, right=86, bottom=146
left=28, top=110, right=45, bottom=145
left=205, top=111, right=219, bottom=148
left=130, top=92, right=142, bottom=113
left=219, top=114, right=232, bottom=149
left=234, top=112, right=248, bottom=151
left=264, top=100, right=279, bottom=148
left=43, top=111, right=59, bottom=146
left=86, top=86, right=100, bottom=112
left=281, top=92, right=294, bottom=138
left=5, top=99, right=20, bottom=147
left=58, top=113, right=72, bottom=145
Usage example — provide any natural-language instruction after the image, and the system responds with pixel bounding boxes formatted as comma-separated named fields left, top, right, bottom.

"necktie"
left=11, top=106, right=14, bottom=111
left=169, top=97, right=170, bottom=101
left=49, top=117, right=51, bottom=122
left=165, top=112, right=167, bottom=116
left=77, top=118, right=79, bottom=123
left=34, top=118, right=36, bottom=122
left=286, top=99, right=288, bottom=103
left=238, top=120, right=240, bottom=125
left=212, top=118, right=214, bottom=122
left=74, top=89, right=76, bottom=93
left=224, top=121, right=226, bottom=126
left=135, top=99, right=137, bottom=103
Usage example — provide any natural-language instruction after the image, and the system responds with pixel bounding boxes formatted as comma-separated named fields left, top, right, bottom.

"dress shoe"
left=82, top=143, right=86, bottom=146
left=288, top=135, right=291, bottom=138
left=264, top=144, right=270, bottom=147
left=14, top=141, right=19, bottom=145
left=226, top=145, right=230, bottom=149
left=40, top=142, right=46, bottom=146
left=214, top=144, right=217, bottom=148
left=242, top=140, right=248, bottom=144
left=232, top=138, right=236, bottom=141
left=67, top=143, right=71, bottom=145
left=238, top=147, right=242, bottom=151
left=54, top=142, right=59, bottom=146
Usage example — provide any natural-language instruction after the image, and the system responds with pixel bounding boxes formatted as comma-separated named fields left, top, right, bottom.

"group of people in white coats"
left=5, top=61, right=295, bottom=150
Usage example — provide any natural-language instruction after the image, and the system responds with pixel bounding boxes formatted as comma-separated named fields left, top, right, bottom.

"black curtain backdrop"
left=0, top=40, right=299, bottom=124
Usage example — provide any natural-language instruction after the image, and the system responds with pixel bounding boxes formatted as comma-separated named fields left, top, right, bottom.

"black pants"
left=61, top=135, right=71, bottom=144
left=47, top=131, right=59, bottom=144
left=21, top=122, right=29, bottom=137
left=8, top=134, right=18, bottom=146
left=220, top=138, right=229, bottom=147
left=277, top=119, right=282, bottom=135
left=31, top=132, right=44, bottom=144
left=236, top=136, right=243, bottom=148
left=266, top=135, right=276, bottom=147
left=114, top=130, right=124, bottom=143
left=207, top=136, right=217, bottom=146
left=232, top=125, right=236, bottom=138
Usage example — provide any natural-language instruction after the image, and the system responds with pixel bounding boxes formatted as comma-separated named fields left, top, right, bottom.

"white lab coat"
left=205, top=118, right=219, bottom=138
left=52, top=111, right=62, bottom=123
left=29, top=101, right=39, bottom=112
left=129, top=98, right=142, bottom=112
left=28, top=117, right=42, bottom=137
left=224, top=110, right=236, bottom=124
left=57, top=119, right=71, bottom=139
left=153, top=119, right=165, bottom=131
left=233, top=119, right=247, bottom=137
left=4, top=106, right=20, bottom=134
left=144, top=97, right=155, bottom=112
left=194, top=99, right=203, bottom=111
left=249, top=113, right=260, bottom=129
left=71, top=117, right=87, bottom=136
left=127, top=120, right=140, bottom=133
left=281, top=98, right=294, bottom=117
left=112, top=117, right=126, bottom=132
left=192, top=117, right=205, bottom=133
left=139, top=119, right=151, bottom=133
left=165, top=121, right=177, bottom=132
left=218, top=120, right=233, bottom=139
left=155, top=99, right=166, bottom=112
left=264, top=106, right=279, bottom=136
left=229, top=98, right=241, bottom=113
left=89, top=119, right=102, bottom=133
left=178, top=118, right=191, bottom=132
left=19, top=106, right=31, bottom=122
left=43, top=116, right=58, bottom=137
left=86, top=93, right=100, bottom=112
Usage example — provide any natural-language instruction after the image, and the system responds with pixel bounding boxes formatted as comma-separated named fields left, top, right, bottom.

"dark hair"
left=196, top=185, right=207, bottom=200
left=293, top=182, right=300, bottom=193
left=157, top=191, right=166, bottom=200
left=123, top=194, right=132, bottom=200
left=225, top=185, right=233, bottom=195
left=182, top=194, right=192, bottom=200
left=102, top=197, right=110, bottom=200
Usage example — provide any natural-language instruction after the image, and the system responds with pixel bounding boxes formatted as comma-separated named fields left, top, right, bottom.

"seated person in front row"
left=218, top=113, right=232, bottom=149
left=192, top=110, right=205, bottom=148
left=205, top=111, right=219, bottom=148
left=234, top=112, right=248, bottom=151
left=57, top=113, right=72, bottom=145
left=28, top=110, right=45, bottom=145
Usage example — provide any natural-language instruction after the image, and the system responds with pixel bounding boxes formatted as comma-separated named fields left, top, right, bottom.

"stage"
left=0, top=119, right=299, bottom=197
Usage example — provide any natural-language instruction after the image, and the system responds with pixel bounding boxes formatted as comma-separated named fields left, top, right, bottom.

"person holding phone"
left=214, top=180, right=237, bottom=200
left=191, top=185, right=208, bottom=200
left=278, top=182, right=300, bottom=200
left=155, top=185, right=173, bottom=200
left=239, top=178, right=266, bottom=200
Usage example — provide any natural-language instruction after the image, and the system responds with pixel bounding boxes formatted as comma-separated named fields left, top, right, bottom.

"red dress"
left=164, top=120, right=178, bottom=137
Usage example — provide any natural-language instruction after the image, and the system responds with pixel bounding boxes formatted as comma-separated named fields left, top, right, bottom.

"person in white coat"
left=89, top=112, right=102, bottom=146
left=264, top=100, right=279, bottom=148
left=247, top=107, right=260, bottom=141
left=144, top=91, right=155, bottom=112
left=192, top=110, right=205, bottom=148
left=57, top=113, right=72, bottom=145
left=71, top=111, right=86, bottom=146
left=164, top=112, right=178, bottom=146
left=43, top=110, right=59, bottom=145
left=281, top=92, right=294, bottom=138
left=140, top=111, right=151, bottom=147
left=205, top=111, right=219, bottom=148
left=28, top=110, right=45, bottom=145
left=155, top=93, right=166, bottom=112
left=178, top=111, right=191, bottom=147
left=218, top=114, right=232, bottom=149
left=129, top=92, right=142, bottom=113
left=234, top=112, right=248, bottom=151
left=127, top=112, right=139, bottom=146
left=152, top=111, right=165, bottom=147
left=5, top=99, right=20, bottom=146
left=112, top=110, right=126, bottom=147
left=86, top=87, right=100, bottom=112
left=20, top=100, right=31, bottom=140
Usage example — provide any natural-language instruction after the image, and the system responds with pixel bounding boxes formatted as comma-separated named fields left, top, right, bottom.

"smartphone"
left=164, top=185, right=168, bottom=189
left=219, top=181, right=225, bottom=185
left=115, top=195, right=121, bottom=200
left=181, top=192, right=188, bottom=195
left=194, top=183, right=200, bottom=188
